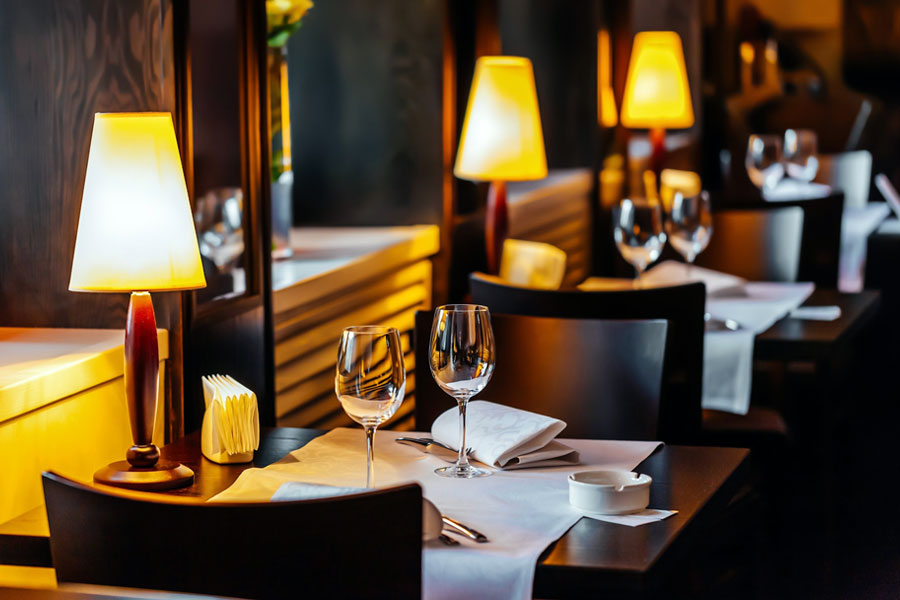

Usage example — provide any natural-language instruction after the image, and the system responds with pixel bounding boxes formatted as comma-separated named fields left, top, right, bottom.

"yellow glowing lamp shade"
left=621, top=31, right=694, bottom=130
left=454, top=56, right=547, bottom=182
left=69, top=113, right=206, bottom=292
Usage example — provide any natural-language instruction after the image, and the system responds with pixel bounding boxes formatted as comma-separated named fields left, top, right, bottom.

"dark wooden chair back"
left=700, top=191, right=844, bottom=287
left=42, top=472, right=422, bottom=599
left=465, top=276, right=704, bottom=442
left=415, top=311, right=668, bottom=440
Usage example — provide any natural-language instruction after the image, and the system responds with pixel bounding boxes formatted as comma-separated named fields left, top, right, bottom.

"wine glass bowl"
left=666, top=190, right=713, bottom=270
left=335, top=326, right=406, bottom=487
left=784, top=128, right=819, bottom=182
left=746, top=134, right=784, bottom=191
left=613, top=198, right=666, bottom=285
left=429, top=304, right=495, bottom=479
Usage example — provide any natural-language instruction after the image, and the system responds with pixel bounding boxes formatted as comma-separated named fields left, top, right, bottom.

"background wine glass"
left=613, top=198, right=666, bottom=287
left=666, top=190, right=713, bottom=276
left=784, top=128, right=819, bottom=182
left=429, top=304, right=495, bottom=479
left=746, top=134, right=784, bottom=191
left=335, top=326, right=406, bottom=488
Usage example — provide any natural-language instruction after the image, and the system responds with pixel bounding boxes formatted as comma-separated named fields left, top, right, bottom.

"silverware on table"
left=395, top=437, right=473, bottom=462
left=438, top=533, right=459, bottom=546
left=442, top=515, right=489, bottom=543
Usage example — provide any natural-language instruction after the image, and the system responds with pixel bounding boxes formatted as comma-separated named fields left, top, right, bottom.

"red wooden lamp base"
left=93, top=292, right=193, bottom=491
left=485, top=180, right=509, bottom=274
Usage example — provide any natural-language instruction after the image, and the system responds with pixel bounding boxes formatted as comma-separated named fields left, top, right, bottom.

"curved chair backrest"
left=415, top=311, right=668, bottom=441
left=698, top=206, right=805, bottom=282
left=42, top=472, right=422, bottom=599
left=467, top=274, right=705, bottom=442
left=815, top=150, right=872, bottom=209
left=499, top=239, right=567, bottom=290
left=702, top=192, right=844, bottom=288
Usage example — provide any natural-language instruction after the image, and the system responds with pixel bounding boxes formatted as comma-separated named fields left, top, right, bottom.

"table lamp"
left=455, top=56, right=547, bottom=274
left=70, top=112, right=207, bottom=491
left=621, top=31, right=694, bottom=180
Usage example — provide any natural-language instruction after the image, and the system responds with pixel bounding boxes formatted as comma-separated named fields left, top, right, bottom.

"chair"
left=467, top=274, right=704, bottom=442
left=698, top=192, right=844, bottom=288
left=415, top=310, right=668, bottom=440
left=814, top=150, right=872, bottom=209
left=42, top=472, right=422, bottom=599
left=697, top=206, right=805, bottom=281
left=499, top=239, right=567, bottom=290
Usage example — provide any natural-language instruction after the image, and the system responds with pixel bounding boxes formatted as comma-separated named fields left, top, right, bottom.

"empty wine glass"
left=746, top=134, right=784, bottom=192
left=613, top=198, right=666, bottom=287
left=429, top=305, right=495, bottom=479
left=666, top=191, right=713, bottom=277
left=335, top=326, right=406, bottom=488
left=784, top=128, right=819, bottom=182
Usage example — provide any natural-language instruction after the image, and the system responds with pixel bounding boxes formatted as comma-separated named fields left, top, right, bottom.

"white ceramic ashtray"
left=568, top=470, right=652, bottom=515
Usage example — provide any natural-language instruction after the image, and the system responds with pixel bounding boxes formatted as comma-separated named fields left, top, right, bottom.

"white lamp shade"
left=69, top=113, right=206, bottom=292
left=454, top=56, right=547, bottom=182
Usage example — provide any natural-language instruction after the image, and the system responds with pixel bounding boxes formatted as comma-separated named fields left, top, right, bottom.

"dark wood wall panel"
left=283, top=0, right=444, bottom=226
left=0, top=0, right=178, bottom=330
left=0, top=0, right=184, bottom=438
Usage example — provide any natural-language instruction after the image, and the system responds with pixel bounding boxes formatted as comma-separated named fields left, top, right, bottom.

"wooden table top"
left=1, top=428, right=748, bottom=595
left=756, top=289, right=880, bottom=362
left=162, top=428, right=749, bottom=594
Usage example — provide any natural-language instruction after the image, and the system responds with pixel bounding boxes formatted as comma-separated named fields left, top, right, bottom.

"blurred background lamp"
left=621, top=31, right=694, bottom=179
left=454, top=56, right=547, bottom=274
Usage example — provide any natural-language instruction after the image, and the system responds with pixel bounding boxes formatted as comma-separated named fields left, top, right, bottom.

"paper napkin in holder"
left=201, top=375, right=260, bottom=464
left=432, top=401, right=579, bottom=469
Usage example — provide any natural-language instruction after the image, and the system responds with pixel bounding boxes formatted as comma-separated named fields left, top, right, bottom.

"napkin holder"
left=201, top=375, right=258, bottom=464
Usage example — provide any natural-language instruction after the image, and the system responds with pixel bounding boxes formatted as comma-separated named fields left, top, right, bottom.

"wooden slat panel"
left=275, top=286, right=426, bottom=367
left=274, top=259, right=433, bottom=333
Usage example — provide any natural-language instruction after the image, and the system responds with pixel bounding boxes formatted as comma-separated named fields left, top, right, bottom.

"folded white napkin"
left=580, top=508, right=677, bottom=527
left=201, top=374, right=260, bottom=463
left=431, top=401, right=579, bottom=469
left=641, top=260, right=746, bottom=296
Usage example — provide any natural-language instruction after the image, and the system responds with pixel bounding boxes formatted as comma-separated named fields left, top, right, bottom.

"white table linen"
left=210, top=427, right=663, bottom=600
left=839, top=204, right=890, bottom=292
left=431, top=401, right=578, bottom=469
left=703, top=281, right=814, bottom=414
left=762, top=180, right=832, bottom=201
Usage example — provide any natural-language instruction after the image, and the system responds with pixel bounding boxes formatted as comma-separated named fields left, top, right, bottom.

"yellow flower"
left=267, top=0, right=312, bottom=28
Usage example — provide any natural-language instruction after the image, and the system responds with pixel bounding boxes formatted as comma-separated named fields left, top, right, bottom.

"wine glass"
left=335, top=326, right=406, bottom=488
left=613, top=198, right=666, bottom=287
left=784, top=128, right=819, bottom=182
left=745, top=134, right=784, bottom=192
left=666, top=190, right=713, bottom=277
left=428, top=304, right=495, bottom=479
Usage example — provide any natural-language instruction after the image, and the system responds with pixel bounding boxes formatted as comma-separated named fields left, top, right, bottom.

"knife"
left=442, top=515, right=489, bottom=543
left=395, top=437, right=470, bottom=462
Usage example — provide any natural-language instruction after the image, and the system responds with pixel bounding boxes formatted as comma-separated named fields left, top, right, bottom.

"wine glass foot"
left=434, top=464, right=492, bottom=479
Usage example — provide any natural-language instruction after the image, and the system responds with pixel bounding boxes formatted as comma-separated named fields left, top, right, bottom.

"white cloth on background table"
left=210, top=427, right=663, bottom=600
left=839, top=204, right=890, bottom=292
left=431, top=401, right=578, bottom=469
left=703, top=281, right=814, bottom=414
left=762, top=180, right=832, bottom=201
left=639, top=261, right=746, bottom=296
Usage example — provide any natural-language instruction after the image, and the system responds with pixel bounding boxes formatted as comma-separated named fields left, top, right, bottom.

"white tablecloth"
left=839, top=204, right=890, bottom=292
left=703, top=282, right=814, bottom=414
left=210, top=428, right=663, bottom=600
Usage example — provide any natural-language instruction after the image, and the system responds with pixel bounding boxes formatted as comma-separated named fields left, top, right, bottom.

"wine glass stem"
left=365, top=425, right=376, bottom=488
left=634, top=266, right=644, bottom=289
left=456, top=398, right=470, bottom=468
